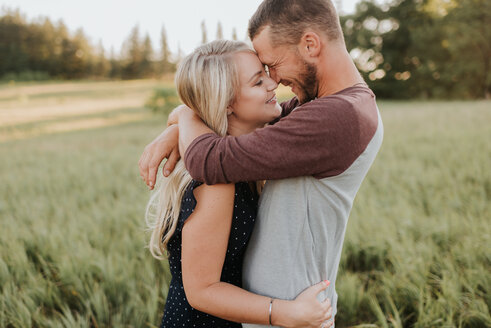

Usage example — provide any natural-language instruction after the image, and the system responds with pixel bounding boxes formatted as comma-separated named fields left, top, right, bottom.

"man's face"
left=252, top=27, right=318, bottom=104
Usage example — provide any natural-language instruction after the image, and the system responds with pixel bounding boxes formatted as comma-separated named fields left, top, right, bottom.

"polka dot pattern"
left=160, top=180, right=258, bottom=327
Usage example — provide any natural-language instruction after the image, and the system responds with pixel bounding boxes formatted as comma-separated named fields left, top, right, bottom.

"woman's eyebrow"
left=247, top=71, right=263, bottom=83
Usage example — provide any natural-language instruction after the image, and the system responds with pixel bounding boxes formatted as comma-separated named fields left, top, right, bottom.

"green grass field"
left=0, top=81, right=489, bottom=327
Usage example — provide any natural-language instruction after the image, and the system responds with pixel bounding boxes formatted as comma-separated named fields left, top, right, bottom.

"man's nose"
left=269, top=68, right=280, bottom=83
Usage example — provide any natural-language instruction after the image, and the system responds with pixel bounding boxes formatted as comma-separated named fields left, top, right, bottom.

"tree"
left=201, top=20, right=208, bottom=44
left=93, top=40, right=110, bottom=78
left=140, top=33, right=154, bottom=77
left=0, top=9, right=29, bottom=77
left=342, top=0, right=490, bottom=99
left=122, top=25, right=142, bottom=79
left=108, top=46, right=122, bottom=78
left=343, top=0, right=452, bottom=98
left=160, top=25, right=174, bottom=74
left=231, top=27, right=238, bottom=41
left=443, top=0, right=491, bottom=98
left=216, top=21, right=223, bottom=40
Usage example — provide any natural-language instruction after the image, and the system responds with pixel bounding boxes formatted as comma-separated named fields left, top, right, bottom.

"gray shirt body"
left=242, top=112, right=383, bottom=327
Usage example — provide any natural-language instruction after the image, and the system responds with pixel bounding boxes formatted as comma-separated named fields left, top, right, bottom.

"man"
left=139, top=0, right=383, bottom=325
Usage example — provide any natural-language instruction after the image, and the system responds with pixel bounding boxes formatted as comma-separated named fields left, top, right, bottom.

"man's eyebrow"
left=247, top=70, right=263, bottom=83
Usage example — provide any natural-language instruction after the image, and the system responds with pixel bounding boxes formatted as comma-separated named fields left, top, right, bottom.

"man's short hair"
left=248, top=0, right=343, bottom=46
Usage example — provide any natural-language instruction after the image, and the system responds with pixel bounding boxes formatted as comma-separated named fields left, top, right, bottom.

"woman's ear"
left=226, top=105, right=234, bottom=116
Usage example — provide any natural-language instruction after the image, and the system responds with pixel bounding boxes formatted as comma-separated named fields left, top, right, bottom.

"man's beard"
left=295, top=59, right=318, bottom=104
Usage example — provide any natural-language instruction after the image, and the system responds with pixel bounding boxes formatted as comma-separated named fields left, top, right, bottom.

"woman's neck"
left=227, top=118, right=263, bottom=137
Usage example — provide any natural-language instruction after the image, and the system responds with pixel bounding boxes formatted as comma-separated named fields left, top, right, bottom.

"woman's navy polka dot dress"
left=160, top=180, right=258, bottom=327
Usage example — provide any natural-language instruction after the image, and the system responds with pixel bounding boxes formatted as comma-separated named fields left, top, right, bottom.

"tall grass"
left=0, top=89, right=489, bottom=327
left=336, top=101, right=491, bottom=327
left=0, top=120, right=171, bottom=327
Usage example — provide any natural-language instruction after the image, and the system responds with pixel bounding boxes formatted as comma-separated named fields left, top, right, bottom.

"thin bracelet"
left=269, top=298, right=274, bottom=326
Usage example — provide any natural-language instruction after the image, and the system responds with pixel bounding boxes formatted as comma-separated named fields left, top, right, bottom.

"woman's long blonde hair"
left=146, top=40, right=253, bottom=259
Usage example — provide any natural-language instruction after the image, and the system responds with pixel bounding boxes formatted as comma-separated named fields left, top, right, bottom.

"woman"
left=146, top=40, right=333, bottom=328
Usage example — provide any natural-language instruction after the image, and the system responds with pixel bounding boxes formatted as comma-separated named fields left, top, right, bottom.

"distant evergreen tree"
left=93, top=40, right=110, bottom=78
left=216, top=21, right=223, bottom=40
left=160, top=25, right=174, bottom=74
left=140, top=33, right=154, bottom=77
left=0, top=9, right=29, bottom=77
left=109, top=46, right=122, bottom=78
left=201, top=21, right=208, bottom=44
left=176, top=43, right=184, bottom=63
left=122, top=25, right=142, bottom=79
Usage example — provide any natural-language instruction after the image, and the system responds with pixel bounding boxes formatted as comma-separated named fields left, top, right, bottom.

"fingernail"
left=324, top=280, right=330, bottom=286
left=164, top=170, right=170, bottom=176
left=149, top=181, right=153, bottom=187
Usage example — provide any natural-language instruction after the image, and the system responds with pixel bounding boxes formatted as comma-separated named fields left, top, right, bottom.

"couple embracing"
left=139, top=0, right=383, bottom=327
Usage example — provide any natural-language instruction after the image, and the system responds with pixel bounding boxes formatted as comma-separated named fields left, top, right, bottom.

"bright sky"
left=1, top=0, right=362, bottom=56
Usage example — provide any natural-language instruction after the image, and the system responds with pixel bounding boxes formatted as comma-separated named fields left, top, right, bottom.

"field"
left=0, top=80, right=489, bottom=327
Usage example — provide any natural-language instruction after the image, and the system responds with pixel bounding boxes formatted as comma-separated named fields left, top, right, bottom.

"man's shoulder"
left=298, top=83, right=375, bottom=111
left=281, top=87, right=377, bottom=128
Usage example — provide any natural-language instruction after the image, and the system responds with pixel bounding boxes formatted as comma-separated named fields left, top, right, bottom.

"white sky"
left=1, top=0, right=362, bottom=56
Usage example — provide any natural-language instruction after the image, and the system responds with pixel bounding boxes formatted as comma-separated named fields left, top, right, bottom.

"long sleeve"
left=183, top=85, right=379, bottom=184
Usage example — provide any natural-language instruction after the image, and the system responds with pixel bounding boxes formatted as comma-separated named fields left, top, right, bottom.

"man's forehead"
left=252, top=27, right=276, bottom=65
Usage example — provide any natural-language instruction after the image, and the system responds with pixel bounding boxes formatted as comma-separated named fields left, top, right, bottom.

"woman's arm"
left=181, top=184, right=332, bottom=327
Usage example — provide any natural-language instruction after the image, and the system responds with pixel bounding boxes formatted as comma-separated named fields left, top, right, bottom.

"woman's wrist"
left=270, top=299, right=296, bottom=328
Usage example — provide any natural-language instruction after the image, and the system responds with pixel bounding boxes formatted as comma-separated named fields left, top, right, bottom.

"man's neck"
left=316, top=45, right=365, bottom=98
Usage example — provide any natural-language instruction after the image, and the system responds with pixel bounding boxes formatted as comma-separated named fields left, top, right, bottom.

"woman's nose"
left=266, top=76, right=278, bottom=91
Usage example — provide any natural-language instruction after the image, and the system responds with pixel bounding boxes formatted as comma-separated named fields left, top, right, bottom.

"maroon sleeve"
left=184, top=88, right=379, bottom=184
left=268, top=97, right=299, bottom=125
left=280, top=97, right=300, bottom=117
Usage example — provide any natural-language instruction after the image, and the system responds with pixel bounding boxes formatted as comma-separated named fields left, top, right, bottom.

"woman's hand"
left=273, top=281, right=333, bottom=328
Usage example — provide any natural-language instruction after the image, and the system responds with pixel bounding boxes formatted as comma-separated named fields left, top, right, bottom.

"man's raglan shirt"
left=184, top=83, right=383, bottom=326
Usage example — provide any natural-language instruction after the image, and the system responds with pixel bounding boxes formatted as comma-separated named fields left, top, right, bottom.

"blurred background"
left=0, top=0, right=489, bottom=327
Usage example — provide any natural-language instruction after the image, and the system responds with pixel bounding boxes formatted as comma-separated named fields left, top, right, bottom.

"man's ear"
left=299, top=31, right=322, bottom=58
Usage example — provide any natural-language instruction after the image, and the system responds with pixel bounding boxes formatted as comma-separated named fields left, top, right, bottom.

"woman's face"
left=227, top=52, right=282, bottom=134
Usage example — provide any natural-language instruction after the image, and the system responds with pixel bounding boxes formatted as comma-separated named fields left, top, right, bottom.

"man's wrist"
left=180, top=106, right=197, bottom=120
left=167, top=104, right=187, bottom=126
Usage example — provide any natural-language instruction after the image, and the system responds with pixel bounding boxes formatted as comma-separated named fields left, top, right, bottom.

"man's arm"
left=174, top=98, right=300, bottom=156
left=183, top=96, right=379, bottom=184
left=176, top=107, right=215, bottom=157
left=139, top=99, right=298, bottom=189
left=140, top=93, right=378, bottom=187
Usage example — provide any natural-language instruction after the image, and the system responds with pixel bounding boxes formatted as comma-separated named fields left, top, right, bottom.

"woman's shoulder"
left=191, top=181, right=235, bottom=203
left=180, top=180, right=235, bottom=213
left=177, top=181, right=235, bottom=227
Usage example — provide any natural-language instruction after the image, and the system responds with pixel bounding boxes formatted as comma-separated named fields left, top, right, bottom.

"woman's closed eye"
left=255, top=79, right=263, bottom=86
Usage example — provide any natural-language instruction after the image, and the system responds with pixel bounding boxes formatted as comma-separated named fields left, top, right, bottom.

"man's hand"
left=139, top=124, right=180, bottom=190
left=167, top=104, right=194, bottom=127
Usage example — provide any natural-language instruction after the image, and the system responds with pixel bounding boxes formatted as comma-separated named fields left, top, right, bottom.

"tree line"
left=0, top=8, right=177, bottom=81
left=0, top=8, right=240, bottom=82
left=1, top=0, right=489, bottom=99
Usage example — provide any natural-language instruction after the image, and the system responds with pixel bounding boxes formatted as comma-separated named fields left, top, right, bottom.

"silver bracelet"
left=269, top=298, right=274, bottom=326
